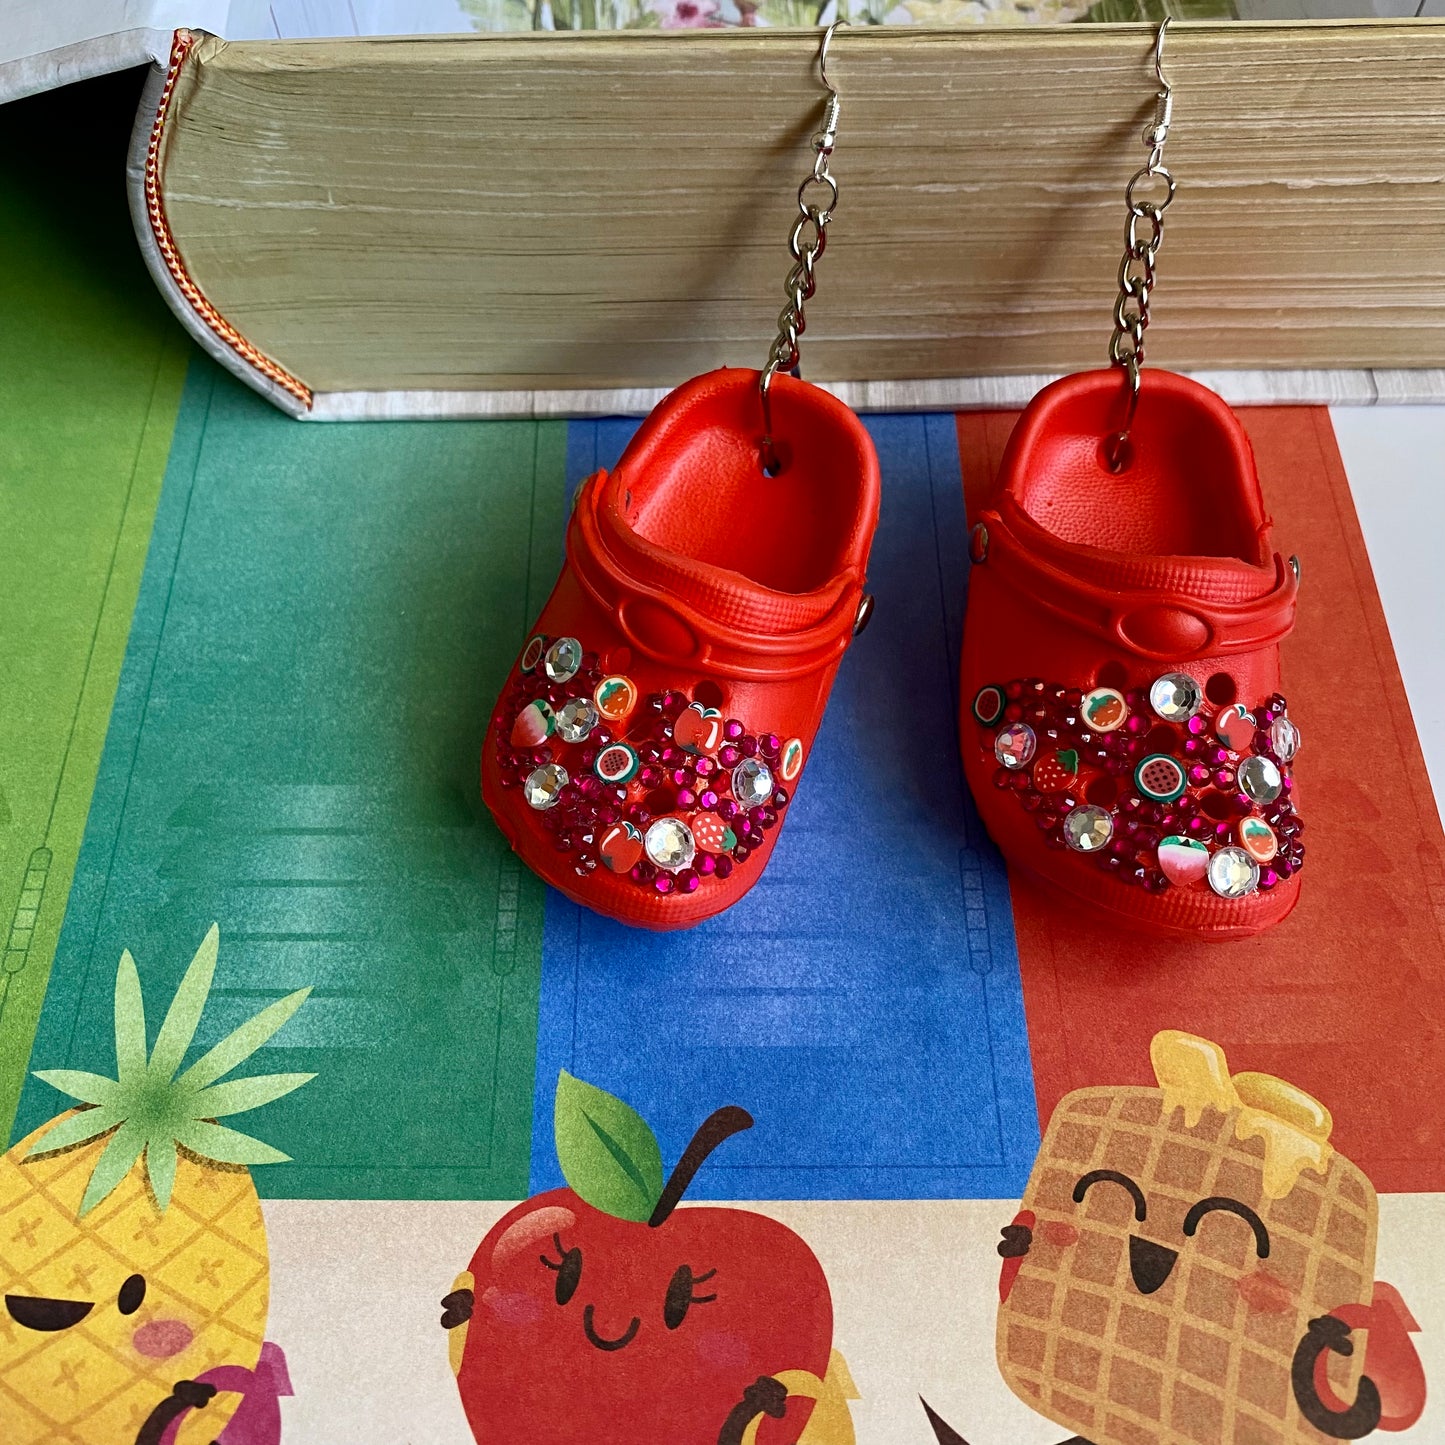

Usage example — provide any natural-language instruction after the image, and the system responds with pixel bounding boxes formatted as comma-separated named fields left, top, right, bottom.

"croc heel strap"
left=570, top=470, right=867, bottom=682
left=977, top=497, right=1299, bottom=664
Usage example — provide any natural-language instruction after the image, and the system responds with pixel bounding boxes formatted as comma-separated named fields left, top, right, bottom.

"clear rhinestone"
left=543, top=637, right=583, bottom=684
left=1149, top=672, right=1203, bottom=721
left=1237, top=755, right=1283, bottom=804
left=523, top=763, right=569, bottom=810
left=1063, top=805, right=1114, bottom=853
left=994, top=723, right=1037, bottom=770
left=731, top=757, right=775, bottom=808
left=556, top=697, right=599, bottom=743
left=1271, top=715, right=1300, bottom=762
left=645, top=816, right=696, bottom=872
left=1208, top=845, right=1260, bottom=899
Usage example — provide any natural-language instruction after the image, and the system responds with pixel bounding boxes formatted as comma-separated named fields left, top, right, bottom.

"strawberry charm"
left=690, top=812, right=736, bottom=855
left=1032, top=749, right=1079, bottom=794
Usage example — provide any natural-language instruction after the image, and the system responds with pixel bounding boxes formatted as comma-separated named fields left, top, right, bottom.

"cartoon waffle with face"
left=937, top=1031, right=1426, bottom=1445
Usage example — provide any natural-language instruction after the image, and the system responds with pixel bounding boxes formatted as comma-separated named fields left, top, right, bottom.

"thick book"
left=7, top=9, right=1445, bottom=416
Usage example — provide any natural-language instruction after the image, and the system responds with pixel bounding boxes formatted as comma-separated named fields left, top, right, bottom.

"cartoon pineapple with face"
left=0, top=926, right=311, bottom=1445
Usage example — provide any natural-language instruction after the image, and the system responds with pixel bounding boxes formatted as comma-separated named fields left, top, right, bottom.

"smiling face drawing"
left=447, top=1076, right=840, bottom=1445
left=454, top=1188, right=833, bottom=1445
left=996, top=1032, right=1384, bottom=1445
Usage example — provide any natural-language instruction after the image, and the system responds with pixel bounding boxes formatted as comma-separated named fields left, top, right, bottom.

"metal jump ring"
left=1126, top=165, right=1177, bottom=216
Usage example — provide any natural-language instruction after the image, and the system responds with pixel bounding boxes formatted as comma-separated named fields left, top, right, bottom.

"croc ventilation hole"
left=693, top=680, right=726, bottom=710
left=1086, top=777, right=1119, bottom=808
left=1200, top=792, right=1235, bottom=821
left=1206, top=672, right=1237, bottom=705
left=1145, top=724, right=1179, bottom=754
left=759, top=438, right=793, bottom=479
left=1095, top=660, right=1129, bottom=691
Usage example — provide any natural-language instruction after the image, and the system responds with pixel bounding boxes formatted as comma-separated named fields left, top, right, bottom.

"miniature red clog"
left=959, top=369, right=1304, bottom=941
left=482, top=368, right=880, bottom=930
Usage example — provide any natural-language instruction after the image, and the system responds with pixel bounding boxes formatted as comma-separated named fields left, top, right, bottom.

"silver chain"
left=759, top=23, right=844, bottom=474
left=1105, top=18, right=1178, bottom=472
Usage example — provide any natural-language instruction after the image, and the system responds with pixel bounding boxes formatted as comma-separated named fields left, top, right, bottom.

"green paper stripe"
left=0, top=76, right=190, bottom=1143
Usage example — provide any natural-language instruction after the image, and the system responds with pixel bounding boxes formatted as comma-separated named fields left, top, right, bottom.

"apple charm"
left=443, top=1072, right=856, bottom=1445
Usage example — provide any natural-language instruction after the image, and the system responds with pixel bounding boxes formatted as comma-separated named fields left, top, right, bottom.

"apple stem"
left=648, top=1105, right=753, bottom=1227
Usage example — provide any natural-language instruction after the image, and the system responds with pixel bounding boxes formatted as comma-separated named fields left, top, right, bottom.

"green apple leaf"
left=553, top=1070, right=664, bottom=1223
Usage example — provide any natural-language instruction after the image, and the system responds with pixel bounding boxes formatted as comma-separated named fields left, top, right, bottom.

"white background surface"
left=1331, top=405, right=1445, bottom=819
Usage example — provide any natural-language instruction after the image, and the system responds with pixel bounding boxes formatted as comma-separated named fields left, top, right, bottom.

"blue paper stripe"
left=531, top=413, right=1039, bottom=1199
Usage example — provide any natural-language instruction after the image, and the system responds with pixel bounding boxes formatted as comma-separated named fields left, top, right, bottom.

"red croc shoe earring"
left=482, top=24, right=880, bottom=930
left=959, top=20, right=1303, bottom=942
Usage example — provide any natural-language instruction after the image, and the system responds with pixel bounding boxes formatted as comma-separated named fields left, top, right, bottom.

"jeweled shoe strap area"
left=972, top=674, right=1304, bottom=902
left=973, top=508, right=1298, bottom=664
left=495, top=638, right=804, bottom=901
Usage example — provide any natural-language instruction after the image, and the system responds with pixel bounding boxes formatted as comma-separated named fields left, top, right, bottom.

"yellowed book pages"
left=137, top=22, right=1445, bottom=415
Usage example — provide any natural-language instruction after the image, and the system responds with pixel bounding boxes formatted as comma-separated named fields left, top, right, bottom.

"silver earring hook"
left=1154, top=15, right=1172, bottom=89
left=1149, top=17, right=1174, bottom=155
left=758, top=21, right=849, bottom=476
left=820, top=18, right=845, bottom=98
left=1103, top=17, right=1179, bottom=473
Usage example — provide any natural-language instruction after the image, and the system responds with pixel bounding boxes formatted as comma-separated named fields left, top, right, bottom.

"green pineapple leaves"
left=31, top=924, right=314, bottom=1214
left=553, top=1070, right=665, bottom=1223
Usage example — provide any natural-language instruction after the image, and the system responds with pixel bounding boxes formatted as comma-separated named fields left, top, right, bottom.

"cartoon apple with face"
left=442, top=1072, right=856, bottom=1445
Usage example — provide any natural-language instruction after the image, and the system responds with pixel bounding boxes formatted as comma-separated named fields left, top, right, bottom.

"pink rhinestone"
left=655, top=874, right=675, bottom=893
left=676, top=870, right=700, bottom=893
left=698, top=789, right=719, bottom=809
left=676, top=789, right=697, bottom=809
left=719, top=745, right=741, bottom=767
left=715, top=856, right=734, bottom=879
left=1188, top=765, right=1211, bottom=785
left=724, top=719, right=745, bottom=740
left=697, top=854, right=717, bottom=876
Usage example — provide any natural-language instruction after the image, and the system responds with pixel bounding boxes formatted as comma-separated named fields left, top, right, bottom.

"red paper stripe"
left=958, top=406, right=1445, bottom=1194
